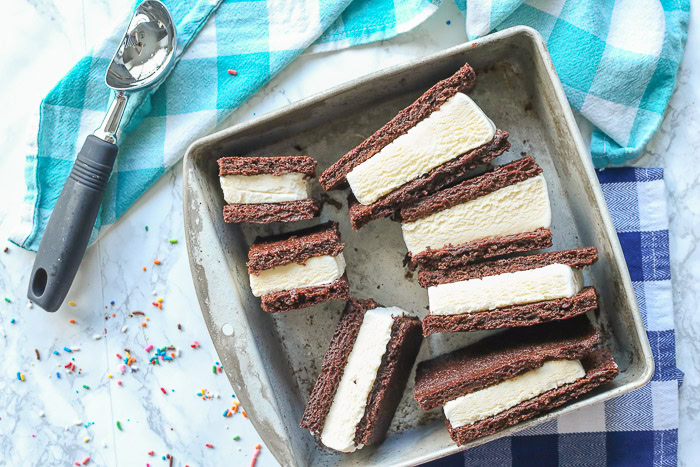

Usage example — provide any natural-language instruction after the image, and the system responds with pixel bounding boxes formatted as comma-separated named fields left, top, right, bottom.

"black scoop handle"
left=27, top=135, right=118, bottom=312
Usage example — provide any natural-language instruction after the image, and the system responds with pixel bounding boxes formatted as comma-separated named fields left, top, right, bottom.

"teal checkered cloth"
left=13, top=0, right=440, bottom=251
left=457, top=0, right=690, bottom=167
left=13, top=0, right=689, bottom=251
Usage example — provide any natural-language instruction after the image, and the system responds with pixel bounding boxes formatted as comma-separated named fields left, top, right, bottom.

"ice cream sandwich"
left=414, top=317, right=618, bottom=446
left=218, top=156, right=321, bottom=223
left=300, top=298, right=423, bottom=452
left=319, top=63, right=510, bottom=230
left=400, top=157, right=552, bottom=270
left=247, top=222, right=349, bottom=312
left=419, top=247, right=599, bottom=335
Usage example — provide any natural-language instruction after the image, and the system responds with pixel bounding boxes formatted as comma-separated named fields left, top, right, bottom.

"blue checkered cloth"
left=457, top=0, right=690, bottom=167
left=429, top=168, right=683, bottom=467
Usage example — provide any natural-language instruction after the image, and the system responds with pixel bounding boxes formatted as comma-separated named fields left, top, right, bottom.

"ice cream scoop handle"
left=27, top=135, right=118, bottom=312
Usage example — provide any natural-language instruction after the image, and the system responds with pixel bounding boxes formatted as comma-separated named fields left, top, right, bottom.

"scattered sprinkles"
left=446, top=20, right=451, bottom=25
left=196, top=388, right=217, bottom=400
left=227, top=69, right=238, bottom=76
left=6, top=239, right=236, bottom=461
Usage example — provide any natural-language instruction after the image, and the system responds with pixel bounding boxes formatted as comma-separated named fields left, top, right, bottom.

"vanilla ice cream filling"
left=220, top=172, right=311, bottom=204
left=249, top=253, right=345, bottom=297
left=320, top=307, right=406, bottom=452
left=428, top=263, right=584, bottom=315
left=444, top=359, right=585, bottom=428
left=346, top=93, right=496, bottom=206
left=402, top=174, right=551, bottom=255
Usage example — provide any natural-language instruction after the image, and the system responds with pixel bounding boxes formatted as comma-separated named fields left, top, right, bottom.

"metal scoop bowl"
left=28, top=0, right=176, bottom=312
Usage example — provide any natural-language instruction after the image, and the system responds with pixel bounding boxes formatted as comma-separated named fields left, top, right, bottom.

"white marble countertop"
left=0, top=1, right=698, bottom=466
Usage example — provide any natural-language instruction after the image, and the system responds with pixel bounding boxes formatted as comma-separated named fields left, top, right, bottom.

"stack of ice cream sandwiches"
left=215, top=61, right=618, bottom=455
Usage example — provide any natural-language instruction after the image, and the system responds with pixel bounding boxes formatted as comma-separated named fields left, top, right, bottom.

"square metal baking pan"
left=183, top=26, right=653, bottom=467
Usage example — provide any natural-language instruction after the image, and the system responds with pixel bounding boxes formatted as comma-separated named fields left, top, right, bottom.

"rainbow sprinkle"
left=251, top=444, right=262, bottom=467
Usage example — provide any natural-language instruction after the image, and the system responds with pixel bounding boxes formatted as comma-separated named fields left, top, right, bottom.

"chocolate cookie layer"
left=414, top=316, right=599, bottom=410
left=348, top=130, right=511, bottom=230
left=422, top=286, right=598, bottom=336
left=355, top=312, right=423, bottom=446
left=223, top=199, right=321, bottom=224
left=410, top=228, right=552, bottom=271
left=418, top=246, right=599, bottom=288
left=247, top=221, right=344, bottom=274
left=446, top=349, right=618, bottom=446
left=218, top=156, right=317, bottom=177
left=319, top=63, right=478, bottom=191
left=260, top=274, right=350, bottom=313
left=300, top=298, right=423, bottom=448
left=399, top=156, right=542, bottom=222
